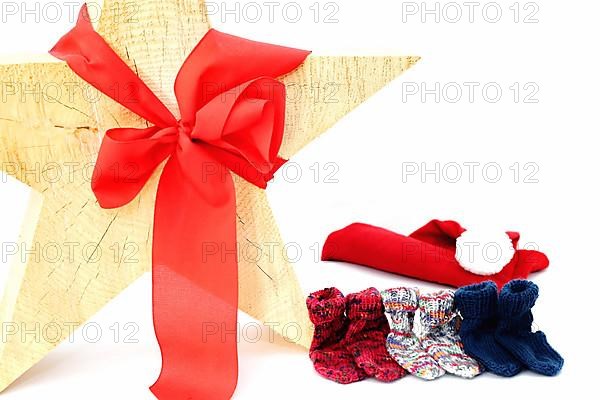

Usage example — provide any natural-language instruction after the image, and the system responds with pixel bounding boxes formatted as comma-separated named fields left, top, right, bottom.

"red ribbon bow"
left=50, top=5, right=309, bottom=399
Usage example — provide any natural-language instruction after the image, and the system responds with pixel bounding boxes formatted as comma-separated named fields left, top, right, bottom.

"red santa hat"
left=321, top=220, right=549, bottom=288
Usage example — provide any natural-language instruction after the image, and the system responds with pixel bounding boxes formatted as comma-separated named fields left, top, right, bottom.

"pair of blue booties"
left=455, top=280, right=563, bottom=377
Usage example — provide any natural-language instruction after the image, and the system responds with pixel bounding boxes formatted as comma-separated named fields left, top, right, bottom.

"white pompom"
left=455, top=230, right=516, bottom=276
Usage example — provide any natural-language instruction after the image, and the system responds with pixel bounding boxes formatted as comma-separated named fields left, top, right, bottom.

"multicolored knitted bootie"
left=455, top=281, right=523, bottom=377
left=496, top=280, right=563, bottom=376
left=343, top=288, right=406, bottom=382
left=419, top=290, right=482, bottom=378
left=382, top=287, right=445, bottom=380
left=307, top=288, right=367, bottom=384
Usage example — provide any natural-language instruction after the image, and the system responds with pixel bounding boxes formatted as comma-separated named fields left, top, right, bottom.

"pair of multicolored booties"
left=306, top=287, right=482, bottom=383
left=455, top=280, right=563, bottom=376
left=306, top=288, right=405, bottom=383
left=381, top=288, right=481, bottom=380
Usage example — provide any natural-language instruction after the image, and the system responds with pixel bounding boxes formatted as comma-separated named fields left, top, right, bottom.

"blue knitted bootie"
left=455, top=281, right=522, bottom=377
left=495, top=280, right=564, bottom=376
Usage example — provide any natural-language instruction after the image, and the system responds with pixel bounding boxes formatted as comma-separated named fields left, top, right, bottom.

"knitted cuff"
left=455, top=281, right=498, bottom=319
left=346, top=287, right=385, bottom=320
left=419, top=290, right=456, bottom=328
left=498, top=280, right=539, bottom=318
left=307, top=288, right=346, bottom=324
left=382, top=287, right=418, bottom=313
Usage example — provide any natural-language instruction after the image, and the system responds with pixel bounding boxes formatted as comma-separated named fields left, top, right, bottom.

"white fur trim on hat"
left=455, top=230, right=516, bottom=276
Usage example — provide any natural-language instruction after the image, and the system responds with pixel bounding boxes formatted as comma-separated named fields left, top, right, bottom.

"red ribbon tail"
left=150, top=156, right=239, bottom=399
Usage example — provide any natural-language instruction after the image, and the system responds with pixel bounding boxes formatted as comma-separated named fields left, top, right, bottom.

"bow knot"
left=177, top=121, right=191, bottom=137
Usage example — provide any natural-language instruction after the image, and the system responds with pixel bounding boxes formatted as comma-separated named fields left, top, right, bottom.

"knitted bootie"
left=495, top=280, right=564, bottom=376
left=382, top=288, right=445, bottom=380
left=307, top=288, right=367, bottom=384
left=343, top=288, right=406, bottom=382
left=455, top=281, right=522, bottom=377
left=419, top=290, right=482, bottom=378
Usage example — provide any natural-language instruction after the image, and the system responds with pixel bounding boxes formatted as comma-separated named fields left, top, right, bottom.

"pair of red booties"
left=306, top=287, right=405, bottom=383
left=322, top=220, right=549, bottom=288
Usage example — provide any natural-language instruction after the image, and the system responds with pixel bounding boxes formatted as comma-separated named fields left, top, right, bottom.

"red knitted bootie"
left=307, top=288, right=367, bottom=384
left=344, top=288, right=407, bottom=382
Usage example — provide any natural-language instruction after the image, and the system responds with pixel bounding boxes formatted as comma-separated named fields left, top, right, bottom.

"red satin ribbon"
left=50, top=5, right=309, bottom=399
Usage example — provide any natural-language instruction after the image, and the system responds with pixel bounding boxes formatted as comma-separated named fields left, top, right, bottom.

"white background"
left=1, top=0, right=598, bottom=398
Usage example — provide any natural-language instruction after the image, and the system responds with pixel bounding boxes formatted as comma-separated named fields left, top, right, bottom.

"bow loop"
left=175, top=29, right=311, bottom=125
left=191, top=77, right=287, bottom=187
left=91, top=126, right=178, bottom=209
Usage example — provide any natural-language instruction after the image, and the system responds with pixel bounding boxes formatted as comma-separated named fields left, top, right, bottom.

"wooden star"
left=0, top=0, right=419, bottom=391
